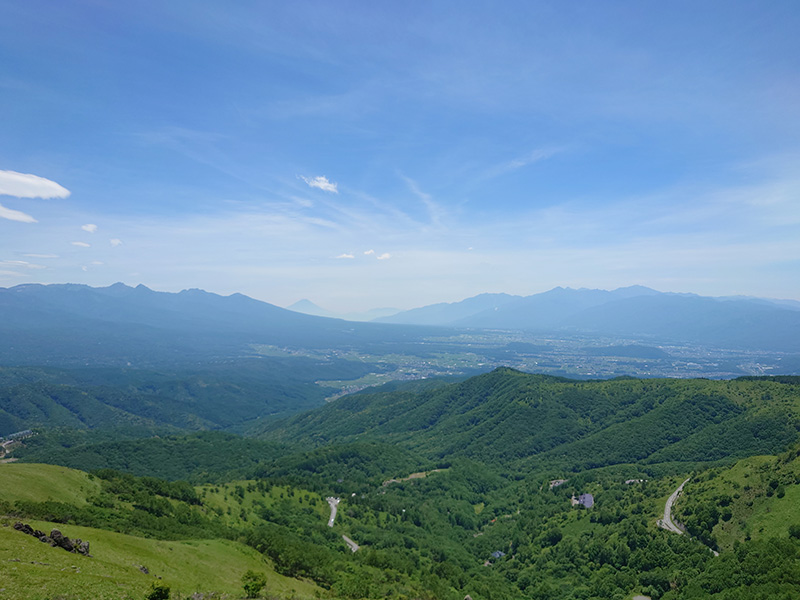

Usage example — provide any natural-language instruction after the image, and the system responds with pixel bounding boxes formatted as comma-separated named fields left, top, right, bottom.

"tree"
left=242, top=570, right=268, bottom=598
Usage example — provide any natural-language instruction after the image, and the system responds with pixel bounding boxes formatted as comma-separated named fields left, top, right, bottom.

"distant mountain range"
left=3, top=283, right=800, bottom=370
left=0, top=283, right=436, bottom=367
left=375, top=285, right=800, bottom=352
left=373, top=292, right=522, bottom=325
left=286, top=299, right=399, bottom=322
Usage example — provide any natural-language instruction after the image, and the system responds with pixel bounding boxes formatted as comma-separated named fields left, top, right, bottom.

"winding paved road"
left=326, top=497, right=340, bottom=527
left=660, top=477, right=690, bottom=534
left=342, top=535, right=359, bottom=552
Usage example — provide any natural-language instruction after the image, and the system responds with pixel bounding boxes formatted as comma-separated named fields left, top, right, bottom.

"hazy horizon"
left=2, top=2, right=799, bottom=312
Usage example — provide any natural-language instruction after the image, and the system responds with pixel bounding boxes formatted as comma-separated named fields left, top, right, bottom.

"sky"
left=1, top=1, right=799, bottom=312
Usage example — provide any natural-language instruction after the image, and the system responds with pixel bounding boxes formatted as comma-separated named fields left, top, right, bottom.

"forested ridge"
left=3, top=369, right=800, bottom=599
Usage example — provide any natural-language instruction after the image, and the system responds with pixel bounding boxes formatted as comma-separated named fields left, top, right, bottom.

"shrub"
left=144, top=582, right=170, bottom=600
left=242, top=570, right=267, bottom=598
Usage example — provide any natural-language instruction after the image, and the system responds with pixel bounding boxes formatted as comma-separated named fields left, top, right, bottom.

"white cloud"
left=364, top=249, right=375, bottom=255
left=335, top=253, right=355, bottom=259
left=0, top=170, right=70, bottom=199
left=71, top=241, right=90, bottom=248
left=23, top=253, right=58, bottom=259
left=377, top=253, right=392, bottom=260
left=301, top=175, right=338, bottom=193
left=82, top=223, right=98, bottom=233
left=90, top=261, right=104, bottom=266
left=0, top=260, right=45, bottom=270
left=0, top=202, right=37, bottom=223
left=110, top=238, right=123, bottom=247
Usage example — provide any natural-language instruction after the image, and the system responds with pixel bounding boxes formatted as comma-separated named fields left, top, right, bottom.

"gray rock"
left=50, top=529, right=75, bottom=552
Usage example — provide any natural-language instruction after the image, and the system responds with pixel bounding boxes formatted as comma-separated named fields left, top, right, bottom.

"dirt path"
left=382, top=468, right=445, bottom=487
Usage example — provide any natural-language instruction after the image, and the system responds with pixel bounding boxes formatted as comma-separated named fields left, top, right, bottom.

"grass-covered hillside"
left=0, top=463, right=319, bottom=600
left=674, top=444, right=800, bottom=552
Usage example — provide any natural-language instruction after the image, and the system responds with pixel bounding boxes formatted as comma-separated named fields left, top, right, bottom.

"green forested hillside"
left=264, top=369, right=800, bottom=472
left=4, top=370, right=800, bottom=599
left=0, top=360, right=374, bottom=435
left=15, top=431, right=289, bottom=482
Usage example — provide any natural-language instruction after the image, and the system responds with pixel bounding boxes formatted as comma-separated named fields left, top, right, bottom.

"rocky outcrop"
left=13, top=522, right=91, bottom=557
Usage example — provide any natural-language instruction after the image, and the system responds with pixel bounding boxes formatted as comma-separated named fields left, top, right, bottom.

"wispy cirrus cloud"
left=401, top=175, right=445, bottom=227
left=335, top=253, right=354, bottom=259
left=300, top=175, right=338, bottom=193
left=481, top=146, right=566, bottom=181
left=0, top=260, right=46, bottom=270
left=71, top=241, right=90, bottom=248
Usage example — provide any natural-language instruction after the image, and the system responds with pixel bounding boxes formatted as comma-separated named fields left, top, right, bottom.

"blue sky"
left=1, top=1, right=799, bottom=311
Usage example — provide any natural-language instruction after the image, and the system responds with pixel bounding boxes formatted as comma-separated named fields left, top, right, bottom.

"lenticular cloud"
left=0, top=170, right=71, bottom=199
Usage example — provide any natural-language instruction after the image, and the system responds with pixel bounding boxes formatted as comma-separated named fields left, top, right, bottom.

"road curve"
left=327, top=497, right=340, bottom=527
left=660, top=477, right=690, bottom=534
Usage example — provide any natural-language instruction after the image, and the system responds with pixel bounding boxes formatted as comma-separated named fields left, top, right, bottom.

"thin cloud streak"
left=0, top=203, right=37, bottom=223
left=401, top=175, right=446, bottom=227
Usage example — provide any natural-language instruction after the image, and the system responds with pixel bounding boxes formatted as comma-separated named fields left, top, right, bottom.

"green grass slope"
left=0, top=462, right=320, bottom=599
left=0, top=463, right=100, bottom=505
left=674, top=443, right=800, bottom=552
left=0, top=517, right=317, bottom=600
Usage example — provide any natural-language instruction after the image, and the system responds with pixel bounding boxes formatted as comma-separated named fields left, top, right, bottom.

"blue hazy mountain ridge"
left=0, top=283, right=438, bottom=367
left=381, top=285, right=800, bottom=352
left=287, top=298, right=400, bottom=322
left=373, top=292, right=523, bottom=325
left=4, top=283, right=800, bottom=370
left=454, top=286, right=662, bottom=329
